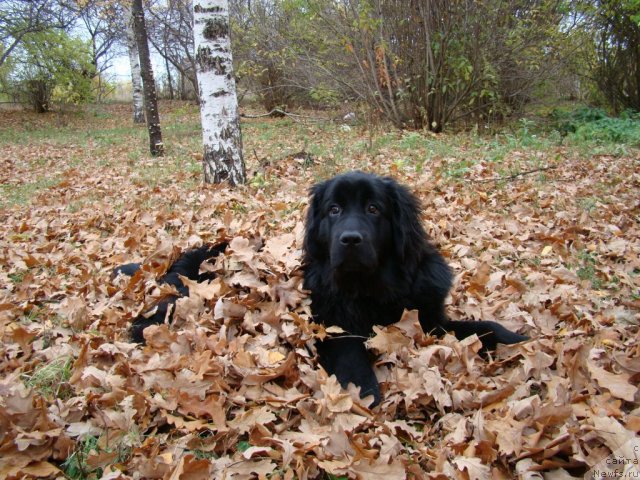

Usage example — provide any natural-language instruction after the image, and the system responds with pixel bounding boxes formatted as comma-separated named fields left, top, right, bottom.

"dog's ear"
left=303, top=180, right=329, bottom=260
left=383, top=177, right=427, bottom=261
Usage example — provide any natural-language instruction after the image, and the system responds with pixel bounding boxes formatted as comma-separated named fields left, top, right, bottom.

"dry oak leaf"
left=326, top=456, right=407, bottom=480
left=225, top=458, right=276, bottom=479
left=176, top=392, right=227, bottom=428
left=587, top=357, right=637, bottom=402
left=321, top=375, right=354, bottom=413
left=453, top=456, right=491, bottom=480
left=55, top=296, right=90, bottom=329
left=228, top=406, right=277, bottom=434
left=590, top=416, right=639, bottom=460
left=263, top=232, right=300, bottom=270
left=0, top=461, right=61, bottom=478
left=228, top=236, right=259, bottom=265
left=468, top=261, right=491, bottom=298
left=403, top=364, right=452, bottom=411
left=180, top=275, right=222, bottom=300
left=394, top=309, right=424, bottom=341
left=366, top=325, right=412, bottom=354
left=167, top=454, right=214, bottom=480
left=241, top=351, right=297, bottom=385
left=485, top=418, right=526, bottom=457
left=165, top=414, right=213, bottom=432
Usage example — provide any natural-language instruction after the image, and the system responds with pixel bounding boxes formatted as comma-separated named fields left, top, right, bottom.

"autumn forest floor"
left=0, top=102, right=639, bottom=479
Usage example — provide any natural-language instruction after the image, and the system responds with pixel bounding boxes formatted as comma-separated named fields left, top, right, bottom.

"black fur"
left=303, top=171, right=528, bottom=406
left=114, top=243, right=227, bottom=343
left=112, top=263, right=143, bottom=278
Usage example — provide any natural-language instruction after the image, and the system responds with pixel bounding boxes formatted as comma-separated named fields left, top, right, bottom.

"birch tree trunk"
left=125, top=3, right=144, bottom=124
left=193, top=0, right=246, bottom=185
left=131, top=0, right=164, bottom=156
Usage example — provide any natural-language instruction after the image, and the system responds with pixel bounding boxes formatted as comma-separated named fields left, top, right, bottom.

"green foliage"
left=5, top=29, right=95, bottom=112
left=0, top=51, right=15, bottom=101
left=232, top=0, right=354, bottom=111
left=551, top=107, right=640, bottom=145
left=633, top=0, right=640, bottom=24
left=309, top=86, right=340, bottom=106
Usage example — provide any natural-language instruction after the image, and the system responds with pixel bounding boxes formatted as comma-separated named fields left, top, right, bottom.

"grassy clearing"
left=0, top=102, right=634, bottom=209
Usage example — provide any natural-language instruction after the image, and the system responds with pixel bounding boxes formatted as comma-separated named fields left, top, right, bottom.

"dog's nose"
left=339, top=231, right=363, bottom=246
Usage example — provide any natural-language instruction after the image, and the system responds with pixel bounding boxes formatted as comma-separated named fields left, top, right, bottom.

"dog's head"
left=304, top=171, right=427, bottom=285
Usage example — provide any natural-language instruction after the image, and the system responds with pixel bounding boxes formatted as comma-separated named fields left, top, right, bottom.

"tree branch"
left=471, top=165, right=557, bottom=183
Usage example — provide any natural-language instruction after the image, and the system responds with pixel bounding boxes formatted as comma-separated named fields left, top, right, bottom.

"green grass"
left=66, top=192, right=111, bottom=213
left=8, top=269, right=29, bottom=283
left=23, top=356, right=73, bottom=400
left=62, top=434, right=134, bottom=480
left=0, top=176, right=61, bottom=208
left=91, top=126, right=145, bottom=147
left=236, top=440, right=251, bottom=452
left=0, top=110, right=97, bottom=146
left=574, top=249, right=607, bottom=290
left=63, top=435, right=102, bottom=479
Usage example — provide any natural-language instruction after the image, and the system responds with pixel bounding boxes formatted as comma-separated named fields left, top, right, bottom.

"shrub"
left=4, top=29, right=95, bottom=112
left=551, top=106, right=640, bottom=145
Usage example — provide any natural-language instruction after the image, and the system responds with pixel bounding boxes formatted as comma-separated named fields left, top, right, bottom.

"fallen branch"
left=472, top=165, right=557, bottom=183
left=240, top=108, right=329, bottom=122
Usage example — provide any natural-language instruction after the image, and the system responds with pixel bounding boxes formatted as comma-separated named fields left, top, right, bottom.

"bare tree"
left=131, top=0, right=163, bottom=156
left=124, top=3, right=145, bottom=123
left=75, top=0, right=121, bottom=101
left=146, top=0, right=198, bottom=99
left=0, top=0, right=74, bottom=67
left=193, top=0, right=245, bottom=185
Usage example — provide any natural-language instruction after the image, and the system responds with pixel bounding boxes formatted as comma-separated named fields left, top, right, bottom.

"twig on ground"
left=471, top=165, right=557, bottom=183
left=240, top=109, right=330, bottom=122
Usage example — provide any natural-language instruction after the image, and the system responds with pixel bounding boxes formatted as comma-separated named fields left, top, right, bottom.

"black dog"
left=303, top=171, right=527, bottom=406
left=114, top=243, right=227, bottom=343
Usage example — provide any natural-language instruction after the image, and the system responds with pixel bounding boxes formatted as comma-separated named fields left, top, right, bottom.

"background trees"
left=586, top=0, right=640, bottom=112
left=0, top=0, right=74, bottom=68
left=0, top=0, right=90, bottom=111
left=0, top=0, right=637, bottom=129
left=75, top=0, right=122, bottom=102
left=247, top=0, right=567, bottom=131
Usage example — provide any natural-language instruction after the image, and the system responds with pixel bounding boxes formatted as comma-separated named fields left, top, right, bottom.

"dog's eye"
left=367, top=204, right=380, bottom=215
left=329, top=205, right=342, bottom=216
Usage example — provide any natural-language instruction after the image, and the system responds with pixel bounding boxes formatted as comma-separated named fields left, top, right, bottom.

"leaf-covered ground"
left=0, top=103, right=638, bottom=479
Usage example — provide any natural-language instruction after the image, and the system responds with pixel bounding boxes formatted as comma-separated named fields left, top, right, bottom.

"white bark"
left=193, top=0, right=246, bottom=185
left=125, top=3, right=144, bottom=124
